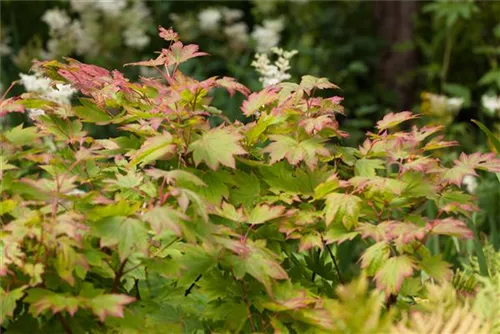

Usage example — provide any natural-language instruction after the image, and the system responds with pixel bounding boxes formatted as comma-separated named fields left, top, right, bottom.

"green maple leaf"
left=247, top=204, right=286, bottom=225
left=4, top=124, right=41, bottom=146
left=299, top=75, right=339, bottom=92
left=354, top=158, right=385, bottom=177
left=262, top=135, right=329, bottom=169
left=143, top=206, right=189, bottom=237
left=229, top=240, right=288, bottom=296
left=128, top=133, right=176, bottom=167
left=419, top=254, right=452, bottom=282
left=360, top=242, right=390, bottom=276
left=1, top=286, right=26, bottom=323
left=324, top=193, right=362, bottom=229
left=188, top=127, right=246, bottom=170
left=88, top=294, right=135, bottom=322
left=374, top=255, right=415, bottom=295
left=92, top=217, right=149, bottom=261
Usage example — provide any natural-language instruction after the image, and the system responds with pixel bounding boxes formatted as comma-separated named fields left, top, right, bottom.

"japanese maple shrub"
left=1, top=27, right=499, bottom=333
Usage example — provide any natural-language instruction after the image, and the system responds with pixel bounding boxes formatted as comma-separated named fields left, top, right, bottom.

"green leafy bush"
left=1, top=27, right=500, bottom=333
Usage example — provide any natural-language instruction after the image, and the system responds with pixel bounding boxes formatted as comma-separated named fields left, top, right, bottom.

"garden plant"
left=1, top=26, right=500, bottom=333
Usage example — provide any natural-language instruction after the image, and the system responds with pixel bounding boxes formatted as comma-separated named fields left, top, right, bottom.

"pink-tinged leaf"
left=427, top=218, right=473, bottom=239
left=124, top=55, right=166, bottom=68
left=247, top=204, right=285, bottom=225
left=262, top=135, right=330, bottom=169
left=356, top=222, right=393, bottom=242
left=162, top=42, right=209, bottom=66
left=360, top=242, right=390, bottom=276
left=25, top=289, right=80, bottom=317
left=376, top=111, right=418, bottom=132
left=158, top=25, right=179, bottom=41
left=143, top=206, right=189, bottom=236
left=299, top=232, right=323, bottom=252
left=88, top=294, right=135, bottom=322
left=230, top=240, right=288, bottom=296
left=299, top=75, right=339, bottom=93
left=0, top=97, right=25, bottom=116
left=299, top=115, right=344, bottom=136
left=374, top=255, right=415, bottom=295
left=386, top=221, right=427, bottom=244
left=422, top=136, right=458, bottom=151
left=324, top=193, right=362, bottom=230
left=323, top=224, right=360, bottom=245
left=216, top=77, right=250, bottom=97
left=443, top=152, right=500, bottom=185
left=241, top=86, right=279, bottom=116
left=401, top=157, right=439, bottom=173
left=188, top=127, right=246, bottom=170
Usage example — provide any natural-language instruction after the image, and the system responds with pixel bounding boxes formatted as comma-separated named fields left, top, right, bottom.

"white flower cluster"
left=462, top=174, right=478, bottom=194
left=251, top=18, right=285, bottom=53
left=194, top=7, right=249, bottom=52
left=40, top=0, right=151, bottom=59
left=20, top=72, right=76, bottom=119
left=481, top=94, right=500, bottom=117
left=252, top=47, right=298, bottom=87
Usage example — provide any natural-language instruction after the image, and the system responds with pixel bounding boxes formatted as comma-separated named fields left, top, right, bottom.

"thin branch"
left=184, top=274, right=202, bottom=296
left=111, top=259, right=128, bottom=293
left=323, top=240, right=344, bottom=285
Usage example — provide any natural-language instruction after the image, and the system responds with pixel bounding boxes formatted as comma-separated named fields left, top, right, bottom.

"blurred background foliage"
left=1, top=0, right=499, bottom=250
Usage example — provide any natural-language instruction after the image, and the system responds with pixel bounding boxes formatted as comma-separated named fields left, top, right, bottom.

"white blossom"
left=251, top=18, right=284, bottom=53
left=481, top=94, right=500, bottom=116
left=70, top=20, right=96, bottom=55
left=124, top=28, right=150, bottom=49
left=446, top=97, right=464, bottom=111
left=462, top=175, right=478, bottom=194
left=20, top=73, right=51, bottom=92
left=42, top=8, right=71, bottom=34
left=94, top=0, right=127, bottom=17
left=252, top=47, right=298, bottom=87
left=222, top=8, right=244, bottom=24
left=224, top=22, right=249, bottom=50
left=198, top=8, right=222, bottom=32
left=20, top=73, right=75, bottom=105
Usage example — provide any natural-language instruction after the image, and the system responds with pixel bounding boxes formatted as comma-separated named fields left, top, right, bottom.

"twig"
left=184, top=274, right=202, bottom=296
left=323, top=241, right=344, bottom=285
left=57, top=313, right=73, bottom=334
left=111, top=259, right=128, bottom=293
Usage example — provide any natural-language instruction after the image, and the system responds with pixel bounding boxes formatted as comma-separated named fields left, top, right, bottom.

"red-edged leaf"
left=360, top=242, right=390, bottom=276
left=88, top=294, right=135, bottom=322
left=241, top=86, right=279, bottom=116
left=247, top=204, right=285, bottom=225
left=427, top=218, right=473, bottom=239
left=443, top=152, right=500, bottom=185
left=25, top=289, right=80, bottom=317
left=376, top=111, right=418, bottom=132
left=0, top=97, right=25, bottom=116
left=163, top=42, right=209, bottom=66
left=262, top=135, right=330, bottom=169
left=158, top=26, right=179, bottom=41
left=216, top=76, right=250, bottom=97
left=324, top=193, right=362, bottom=230
left=299, top=75, right=339, bottom=93
left=298, top=232, right=323, bottom=252
left=374, top=255, right=415, bottom=295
